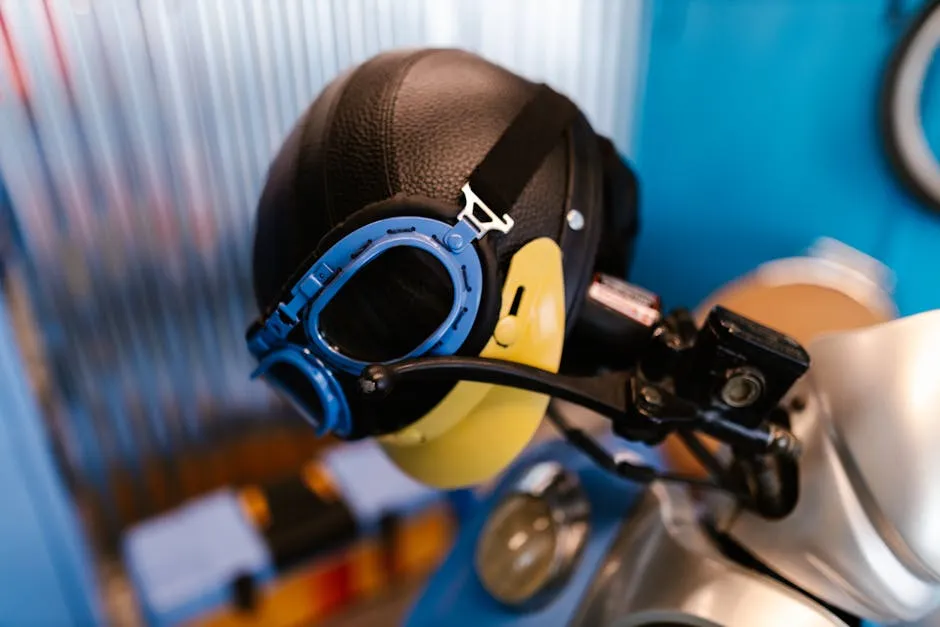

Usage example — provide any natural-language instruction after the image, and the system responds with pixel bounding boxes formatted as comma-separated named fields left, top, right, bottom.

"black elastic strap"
left=467, top=84, right=579, bottom=215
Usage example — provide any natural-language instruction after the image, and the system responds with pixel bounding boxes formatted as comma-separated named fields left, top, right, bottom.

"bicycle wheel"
left=881, top=0, right=940, bottom=214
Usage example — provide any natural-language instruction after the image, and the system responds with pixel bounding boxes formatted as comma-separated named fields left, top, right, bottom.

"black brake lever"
left=359, top=356, right=631, bottom=420
left=358, top=356, right=800, bottom=459
left=360, top=357, right=696, bottom=444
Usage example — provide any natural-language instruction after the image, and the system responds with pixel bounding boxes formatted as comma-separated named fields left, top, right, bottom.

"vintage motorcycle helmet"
left=249, top=49, right=639, bottom=488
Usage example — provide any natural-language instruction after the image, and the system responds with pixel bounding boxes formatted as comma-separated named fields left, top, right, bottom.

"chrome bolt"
left=721, top=368, right=764, bottom=408
left=566, top=209, right=585, bottom=231
left=769, top=426, right=802, bottom=459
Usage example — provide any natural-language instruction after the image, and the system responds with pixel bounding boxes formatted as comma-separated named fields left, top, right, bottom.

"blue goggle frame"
left=252, top=345, right=351, bottom=437
left=247, top=185, right=513, bottom=436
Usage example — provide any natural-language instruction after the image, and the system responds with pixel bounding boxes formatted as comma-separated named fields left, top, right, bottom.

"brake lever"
left=358, top=356, right=801, bottom=460
left=629, top=379, right=801, bottom=459
left=359, top=356, right=631, bottom=420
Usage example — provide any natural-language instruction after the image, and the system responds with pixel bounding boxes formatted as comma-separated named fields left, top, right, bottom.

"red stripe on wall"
left=0, top=6, right=29, bottom=102
left=41, top=0, right=73, bottom=90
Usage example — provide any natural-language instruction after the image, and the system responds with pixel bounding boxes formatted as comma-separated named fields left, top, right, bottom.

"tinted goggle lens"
left=315, top=247, right=456, bottom=363
left=264, top=362, right=325, bottom=423
left=254, top=350, right=350, bottom=437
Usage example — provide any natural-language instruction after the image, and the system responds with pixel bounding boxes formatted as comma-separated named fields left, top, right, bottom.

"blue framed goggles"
left=247, top=84, right=579, bottom=438
left=247, top=188, right=512, bottom=436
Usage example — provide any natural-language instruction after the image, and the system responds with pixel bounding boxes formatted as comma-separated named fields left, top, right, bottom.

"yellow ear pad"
left=378, top=237, right=566, bottom=488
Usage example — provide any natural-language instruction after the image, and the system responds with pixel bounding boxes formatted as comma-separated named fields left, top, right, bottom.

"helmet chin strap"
left=464, top=83, right=579, bottom=218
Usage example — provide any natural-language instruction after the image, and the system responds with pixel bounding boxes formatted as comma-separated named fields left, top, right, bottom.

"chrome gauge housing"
left=474, top=461, right=590, bottom=607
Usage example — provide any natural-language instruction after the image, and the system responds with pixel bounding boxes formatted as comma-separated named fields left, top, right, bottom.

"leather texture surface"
left=251, top=48, right=633, bottom=433
left=254, top=49, right=604, bottom=310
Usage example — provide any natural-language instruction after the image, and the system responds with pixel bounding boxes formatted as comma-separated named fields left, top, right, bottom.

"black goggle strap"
left=457, top=84, right=580, bottom=238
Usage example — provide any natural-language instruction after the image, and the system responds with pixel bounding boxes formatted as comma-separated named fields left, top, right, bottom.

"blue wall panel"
left=0, top=297, right=100, bottom=626
left=631, top=0, right=940, bottom=315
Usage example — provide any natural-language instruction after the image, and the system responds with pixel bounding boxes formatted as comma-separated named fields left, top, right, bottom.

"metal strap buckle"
left=456, top=183, right=514, bottom=238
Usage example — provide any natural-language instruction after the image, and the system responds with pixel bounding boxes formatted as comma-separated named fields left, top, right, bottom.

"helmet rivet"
left=444, top=232, right=464, bottom=251
left=566, top=209, right=585, bottom=231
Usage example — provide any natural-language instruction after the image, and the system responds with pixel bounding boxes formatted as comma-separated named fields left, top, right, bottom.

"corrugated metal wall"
left=0, top=0, right=646, bottom=538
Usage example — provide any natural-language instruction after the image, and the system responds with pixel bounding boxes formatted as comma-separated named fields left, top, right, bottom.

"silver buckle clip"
left=457, top=183, right=515, bottom=237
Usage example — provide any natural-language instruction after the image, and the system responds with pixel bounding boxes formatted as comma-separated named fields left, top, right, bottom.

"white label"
left=588, top=275, right=661, bottom=326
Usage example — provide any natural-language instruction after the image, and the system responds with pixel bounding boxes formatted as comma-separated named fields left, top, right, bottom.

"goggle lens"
left=255, top=351, right=350, bottom=437
left=263, top=361, right=326, bottom=428
left=316, top=247, right=456, bottom=363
